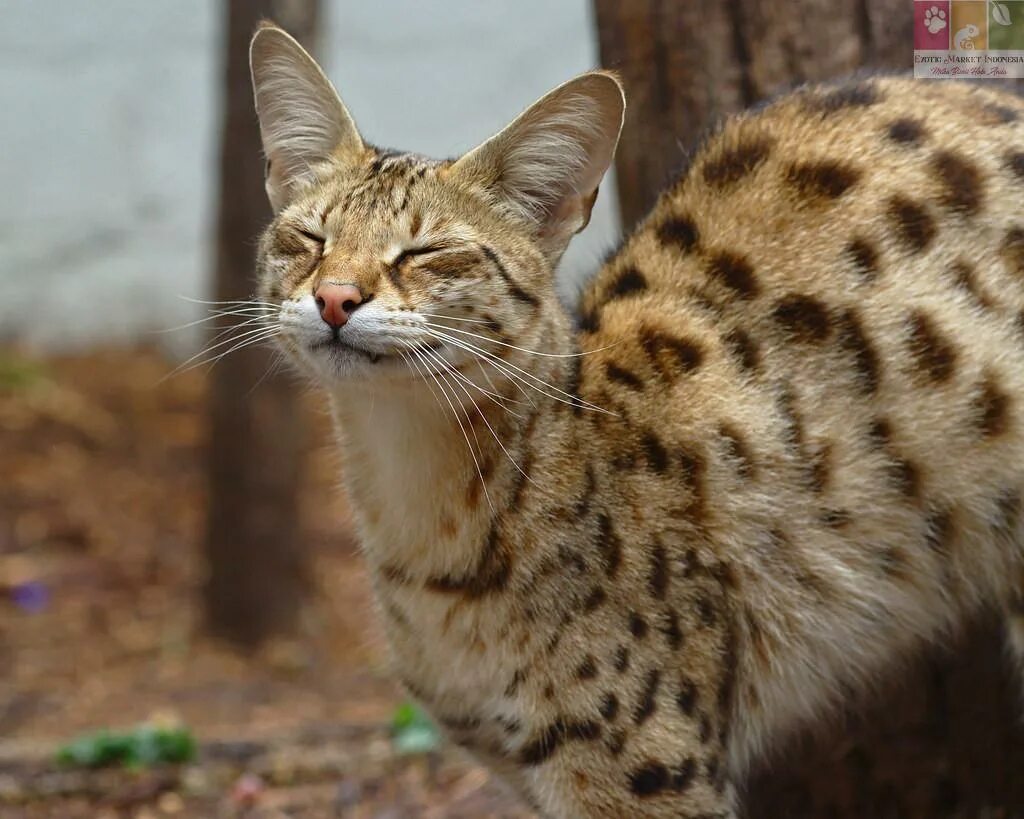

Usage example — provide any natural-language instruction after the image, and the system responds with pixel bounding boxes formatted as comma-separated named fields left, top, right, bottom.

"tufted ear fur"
left=451, top=72, right=625, bottom=265
left=249, top=22, right=363, bottom=212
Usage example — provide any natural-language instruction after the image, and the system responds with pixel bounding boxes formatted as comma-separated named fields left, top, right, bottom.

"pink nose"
left=314, top=282, right=363, bottom=329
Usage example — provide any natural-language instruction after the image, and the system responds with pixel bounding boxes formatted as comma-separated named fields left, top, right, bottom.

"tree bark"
left=203, top=0, right=320, bottom=648
left=593, top=1, right=1024, bottom=816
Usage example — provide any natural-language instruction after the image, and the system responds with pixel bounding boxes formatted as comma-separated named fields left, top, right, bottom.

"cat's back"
left=578, top=74, right=1024, bottom=452
left=577, top=73, right=1024, bottom=646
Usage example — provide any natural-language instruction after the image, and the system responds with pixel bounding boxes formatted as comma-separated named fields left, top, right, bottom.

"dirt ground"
left=0, top=347, right=531, bottom=818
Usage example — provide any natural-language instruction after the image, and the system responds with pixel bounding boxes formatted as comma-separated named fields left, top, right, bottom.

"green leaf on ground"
left=390, top=702, right=440, bottom=755
left=56, top=724, right=196, bottom=769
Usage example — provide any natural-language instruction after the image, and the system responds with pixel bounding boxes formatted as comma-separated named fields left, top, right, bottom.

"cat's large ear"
left=249, top=22, right=363, bottom=212
left=451, top=71, right=625, bottom=263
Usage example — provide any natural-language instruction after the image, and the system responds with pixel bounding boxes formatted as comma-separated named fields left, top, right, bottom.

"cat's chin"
left=294, top=341, right=408, bottom=385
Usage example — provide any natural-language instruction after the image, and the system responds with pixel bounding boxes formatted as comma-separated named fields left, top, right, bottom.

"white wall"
left=0, top=1, right=619, bottom=355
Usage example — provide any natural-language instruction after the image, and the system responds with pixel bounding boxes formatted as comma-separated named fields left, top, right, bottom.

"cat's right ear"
left=249, top=22, right=363, bottom=212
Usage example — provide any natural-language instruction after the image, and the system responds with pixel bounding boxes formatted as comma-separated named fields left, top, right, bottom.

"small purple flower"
left=12, top=581, right=49, bottom=613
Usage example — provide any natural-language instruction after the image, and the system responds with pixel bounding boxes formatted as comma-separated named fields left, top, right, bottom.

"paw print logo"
left=925, top=5, right=948, bottom=34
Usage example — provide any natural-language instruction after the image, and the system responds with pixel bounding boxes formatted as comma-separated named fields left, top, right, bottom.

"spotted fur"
left=250, top=26, right=1024, bottom=819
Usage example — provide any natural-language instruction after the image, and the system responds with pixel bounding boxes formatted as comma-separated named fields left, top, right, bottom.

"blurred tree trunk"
left=204, top=0, right=320, bottom=648
left=593, top=2, right=1024, bottom=817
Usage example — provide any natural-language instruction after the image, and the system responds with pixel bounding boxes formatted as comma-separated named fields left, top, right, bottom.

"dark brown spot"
left=629, top=761, right=671, bottom=797
left=888, top=196, right=936, bottom=253
left=774, top=294, right=832, bottom=342
left=1002, top=226, right=1024, bottom=275
left=597, top=512, right=623, bottom=578
left=891, top=458, right=921, bottom=499
left=887, top=117, right=926, bottom=146
left=930, top=151, right=984, bottom=215
left=642, top=431, right=670, bottom=473
left=583, top=585, right=607, bottom=612
left=786, top=160, right=861, bottom=200
left=974, top=375, right=1012, bottom=437
left=778, top=387, right=805, bottom=451
left=869, top=418, right=892, bottom=447
left=677, top=678, right=698, bottom=716
left=951, top=260, right=995, bottom=310
left=719, top=423, right=754, bottom=478
left=846, top=237, right=880, bottom=280
left=633, top=669, right=661, bottom=725
left=629, top=612, right=649, bottom=639
left=906, top=310, right=956, bottom=383
left=661, top=609, right=684, bottom=650
left=649, top=541, right=670, bottom=600
left=605, top=362, right=644, bottom=391
left=925, top=507, right=954, bottom=555
left=702, top=136, right=774, bottom=187
left=640, top=328, right=704, bottom=381
left=600, top=693, right=619, bottom=721
left=613, top=645, right=630, bottom=673
left=698, top=713, right=713, bottom=743
left=607, top=728, right=627, bottom=756
left=697, top=595, right=717, bottom=627
left=822, top=508, right=851, bottom=528
left=672, top=757, right=698, bottom=792
left=576, top=655, right=599, bottom=681
left=518, top=718, right=602, bottom=765
left=657, top=215, right=700, bottom=253
left=837, top=308, right=880, bottom=393
left=808, top=443, right=832, bottom=494
left=981, top=103, right=1018, bottom=125
left=605, top=267, right=648, bottom=302
left=706, top=251, right=759, bottom=298
left=1006, top=151, right=1024, bottom=181
left=723, top=327, right=759, bottom=372
left=880, top=545, right=910, bottom=579
left=677, top=449, right=708, bottom=525
left=504, top=669, right=526, bottom=697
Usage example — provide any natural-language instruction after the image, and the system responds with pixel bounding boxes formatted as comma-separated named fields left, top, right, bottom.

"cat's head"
left=249, top=23, right=624, bottom=385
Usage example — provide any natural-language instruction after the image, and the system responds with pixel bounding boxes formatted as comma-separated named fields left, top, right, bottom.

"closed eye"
left=297, top=228, right=325, bottom=246
left=394, top=245, right=449, bottom=267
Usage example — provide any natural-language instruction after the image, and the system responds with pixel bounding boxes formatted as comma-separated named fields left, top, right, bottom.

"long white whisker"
left=399, top=340, right=492, bottom=513
left=178, top=296, right=278, bottom=308
left=154, top=308, right=272, bottom=334
left=194, top=328, right=281, bottom=372
left=425, top=328, right=614, bottom=416
left=398, top=345, right=450, bottom=424
left=422, top=320, right=620, bottom=359
left=409, top=343, right=525, bottom=418
left=160, top=325, right=279, bottom=382
left=417, top=312, right=496, bottom=326
left=419, top=344, right=531, bottom=484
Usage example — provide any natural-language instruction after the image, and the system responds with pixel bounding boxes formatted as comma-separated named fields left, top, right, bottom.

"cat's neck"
left=327, top=320, right=575, bottom=579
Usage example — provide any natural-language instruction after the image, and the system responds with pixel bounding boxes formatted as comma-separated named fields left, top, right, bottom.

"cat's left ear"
left=451, top=72, right=625, bottom=263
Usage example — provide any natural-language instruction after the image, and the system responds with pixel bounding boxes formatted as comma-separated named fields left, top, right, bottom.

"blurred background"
left=2, top=1, right=1024, bottom=817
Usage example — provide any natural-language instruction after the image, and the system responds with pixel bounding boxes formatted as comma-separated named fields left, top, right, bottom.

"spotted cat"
left=249, top=22, right=1024, bottom=819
